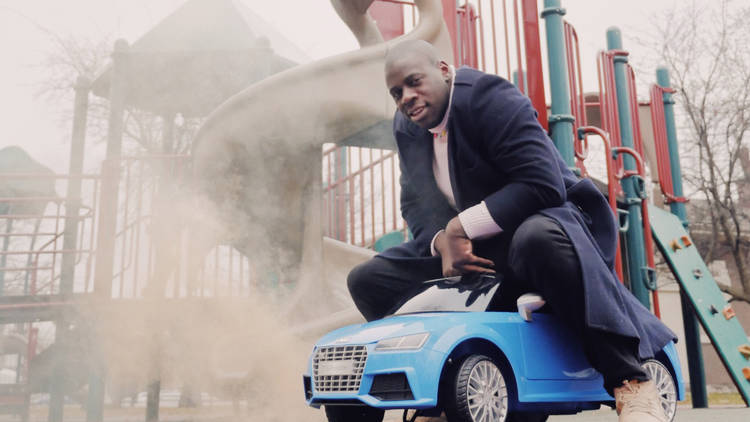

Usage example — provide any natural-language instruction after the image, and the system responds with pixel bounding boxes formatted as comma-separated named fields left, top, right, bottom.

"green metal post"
left=87, top=39, right=129, bottom=422
left=0, top=220, right=11, bottom=295
left=541, top=0, right=575, bottom=168
left=657, top=69, right=688, bottom=225
left=511, top=70, right=529, bottom=95
left=657, top=67, right=708, bottom=407
left=60, top=75, right=90, bottom=297
left=92, top=39, right=128, bottom=297
left=49, top=76, right=90, bottom=422
left=606, top=28, right=650, bottom=308
left=146, top=378, right=161, bottom=422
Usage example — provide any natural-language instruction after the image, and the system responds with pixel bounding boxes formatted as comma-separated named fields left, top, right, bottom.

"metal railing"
left=564, top=20, right=589, bottom=176
left=576, top=126, right=625, bottom=281
left=649, top=84, right=688, bottom=205
left=597, top=50, right=626, bottom=180
left=595, top=49, right=661, bottom=317
left=322, top=145, right=406, bottom=248
left=0, top=172, right=99, bottom=296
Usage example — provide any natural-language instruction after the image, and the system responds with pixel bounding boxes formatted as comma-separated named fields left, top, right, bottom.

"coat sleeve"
left=469, top=74, right=566, bottom=234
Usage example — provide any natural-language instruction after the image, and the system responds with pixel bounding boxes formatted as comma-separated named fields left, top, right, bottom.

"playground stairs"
left=650, top=206, right=750, bottom=405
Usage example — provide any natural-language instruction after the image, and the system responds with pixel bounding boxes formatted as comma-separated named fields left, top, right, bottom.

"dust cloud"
left=17, top=0, right=392, bottom=418
left=78, top=166, right=331, bottom=421
left=93, top=292, right=326, bottom=421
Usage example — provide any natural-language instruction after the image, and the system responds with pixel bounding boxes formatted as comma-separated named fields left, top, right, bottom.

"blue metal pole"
left=541, top=0, right=575, bottom=168
left=606, top=28, right=650, bottom=308
left=656, top=67, right=708, bottom=408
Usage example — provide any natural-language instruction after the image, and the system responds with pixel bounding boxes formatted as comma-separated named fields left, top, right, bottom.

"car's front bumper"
left=305, top=342, right=446, bottom=409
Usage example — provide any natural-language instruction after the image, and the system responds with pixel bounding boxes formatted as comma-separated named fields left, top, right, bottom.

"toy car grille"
left=312, top=345, right=367, bottom=393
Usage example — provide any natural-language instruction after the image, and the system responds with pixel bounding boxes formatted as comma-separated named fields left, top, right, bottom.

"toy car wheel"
left=447, top=354, right=510, bottom=422
left=324, top=405, right=384, bottom=422
left=642, top=359, right=677, bottom=422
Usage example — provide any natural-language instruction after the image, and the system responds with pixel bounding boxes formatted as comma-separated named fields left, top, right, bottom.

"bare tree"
left=643, top=0, right=750, bottom=302
left=34, top=30, right=200, bottom=156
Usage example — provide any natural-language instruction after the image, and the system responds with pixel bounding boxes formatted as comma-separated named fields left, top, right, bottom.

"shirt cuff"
left=430, top=229, right=445, bottom=256
left=458, top=201, right=503, bottom=240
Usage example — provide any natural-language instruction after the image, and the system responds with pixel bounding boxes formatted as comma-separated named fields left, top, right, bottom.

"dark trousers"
left=347, top=214, right=647, bottom=394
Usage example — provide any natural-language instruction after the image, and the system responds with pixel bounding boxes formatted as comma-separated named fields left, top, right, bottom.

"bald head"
left=385, top=39, right=441, bottom=70
left=384, top=40, right=452, bottom=129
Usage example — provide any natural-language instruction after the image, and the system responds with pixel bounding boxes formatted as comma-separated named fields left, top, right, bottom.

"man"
left=347, top=39, right=675, bottom=422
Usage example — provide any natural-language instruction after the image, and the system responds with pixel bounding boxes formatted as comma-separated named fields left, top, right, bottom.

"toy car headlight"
left=374, top=333, right=429, bottom=351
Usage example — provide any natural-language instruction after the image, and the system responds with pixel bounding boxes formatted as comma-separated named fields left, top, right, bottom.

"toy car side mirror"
left=517, top=293, right=546, bottom=322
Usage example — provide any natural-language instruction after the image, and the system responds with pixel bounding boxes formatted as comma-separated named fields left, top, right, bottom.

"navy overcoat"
left=380, top=67, right=675, bottom=359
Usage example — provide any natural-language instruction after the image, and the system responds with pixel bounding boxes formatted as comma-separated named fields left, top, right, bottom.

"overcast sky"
left=0, top=0, right=712, bottom=173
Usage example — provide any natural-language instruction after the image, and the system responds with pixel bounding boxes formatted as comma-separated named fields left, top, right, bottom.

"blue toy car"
left=303, top=275, right=683, bottom=422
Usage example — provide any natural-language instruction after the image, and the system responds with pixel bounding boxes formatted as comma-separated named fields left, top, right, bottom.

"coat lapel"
left=399, top=109, right=464, bottom=211
left=446, top=117, right=463, bottom=210
left=398, top=125, right=437, bottom=194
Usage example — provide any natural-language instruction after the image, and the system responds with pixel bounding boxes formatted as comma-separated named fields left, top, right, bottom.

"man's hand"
left=434, top=217, right=495, bottom=277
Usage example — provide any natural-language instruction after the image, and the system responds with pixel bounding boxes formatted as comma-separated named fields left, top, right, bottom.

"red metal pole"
left=579, top=126, right=625, bottom=282
left=391, top=156, right=397, bottom=231
left=489, top=0, right=500, bottom=75
left=477, top=0, right=487, bottom=72
left=359, top=148, right=365, bottom=246
left=326, top=149, right=332, bottom=238
left=380, top=150, right=387, bottom=235
left=348, top=149, right=355, bottom=244
left=625, top=68, right=662, bottom=319
left=370, top=149, right=375, bottom=244
left=521, top=0, right=548, bottom=130
left=512, top=0, right=525, bottom=94
left=502, top=0, right=512, bottom=79
left=26, top=326, right=38, bottom=379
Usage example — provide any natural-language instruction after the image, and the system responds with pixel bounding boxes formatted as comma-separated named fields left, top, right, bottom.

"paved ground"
left=10, top=404, right=747, bottom=421
left=382, top=405, right=750, bottom=422
left=547, top=405, right=749, bottom=421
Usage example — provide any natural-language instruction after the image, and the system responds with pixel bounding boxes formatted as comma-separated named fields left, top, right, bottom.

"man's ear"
left=438, top=60, right=451, bottom=80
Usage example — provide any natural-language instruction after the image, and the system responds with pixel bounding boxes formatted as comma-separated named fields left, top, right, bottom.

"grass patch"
left=681, top=392, right=746, bottom=406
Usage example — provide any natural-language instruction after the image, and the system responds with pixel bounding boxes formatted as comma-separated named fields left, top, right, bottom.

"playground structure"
left=0, top=0, right=749, bottom=421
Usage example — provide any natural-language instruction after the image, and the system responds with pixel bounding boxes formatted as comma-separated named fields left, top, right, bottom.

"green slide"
left=650, top=206, right=750, bottom=404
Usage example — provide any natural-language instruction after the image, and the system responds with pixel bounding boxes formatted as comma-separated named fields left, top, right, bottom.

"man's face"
left=386, top=55, right=451, bottom=129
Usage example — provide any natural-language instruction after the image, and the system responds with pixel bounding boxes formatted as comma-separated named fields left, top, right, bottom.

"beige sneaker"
left=415, top=417, right=447, bottom=422
left=614, top=380, right=667, bottom=422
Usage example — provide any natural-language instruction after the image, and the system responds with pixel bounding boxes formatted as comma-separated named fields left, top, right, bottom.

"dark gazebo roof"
left=92, top=0, right=309, bottom=117
left=0, top=146, right=57, bottom=217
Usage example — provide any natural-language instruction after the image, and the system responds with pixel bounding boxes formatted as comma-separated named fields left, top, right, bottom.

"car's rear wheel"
left=642, top=359, right=677, bottom=422
left=446, top=354, right=510, bottom=422
left=324, top=404, right=384, bottom=422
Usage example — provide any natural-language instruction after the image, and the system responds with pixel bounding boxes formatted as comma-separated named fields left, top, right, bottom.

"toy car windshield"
left=391, top=274, right=500, bottom=315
